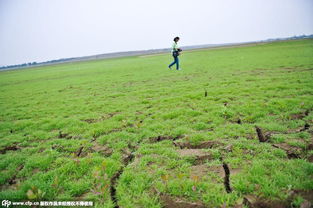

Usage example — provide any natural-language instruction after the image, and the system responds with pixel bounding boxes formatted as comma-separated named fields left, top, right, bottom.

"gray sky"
left=0, top=0, right=312, bottom=66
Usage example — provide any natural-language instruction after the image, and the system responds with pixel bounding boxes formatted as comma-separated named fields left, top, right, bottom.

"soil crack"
left=109, top=148, right=137, bottom=208
left=222, top=162, right=232, bottom=193
left=173, top=140, right=222, bottom=149
left=76, top=146, right=84, bottom=157
left=0, top=145, right=20, bottom=154
left=149, top=135, right=183, bottom=143
left=255, top=126, right=270, bottom=142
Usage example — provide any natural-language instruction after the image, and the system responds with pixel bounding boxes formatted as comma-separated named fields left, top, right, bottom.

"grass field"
left=0, top=39, right=313, bottom=208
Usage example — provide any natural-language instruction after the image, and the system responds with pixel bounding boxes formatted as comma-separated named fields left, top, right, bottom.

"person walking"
left=168, top=37, right=182, bottom=70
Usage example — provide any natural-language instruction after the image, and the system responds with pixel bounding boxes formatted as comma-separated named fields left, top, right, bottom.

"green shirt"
left=172, top=42, right=178, bottom=52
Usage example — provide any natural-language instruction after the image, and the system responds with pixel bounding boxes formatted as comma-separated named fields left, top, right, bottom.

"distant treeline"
left=0, top=57, right=76, bottom=70
left=264, top=34, right=313, bottom=42
left=1, top=34, right=313, bottom=71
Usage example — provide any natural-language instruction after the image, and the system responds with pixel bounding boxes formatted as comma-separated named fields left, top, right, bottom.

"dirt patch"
left=121, top=149, right=134, bottom=164
left=177, top=149, right=213, bottom=165
left=0, top=179, right=22, bottom=191
left=128, top=153, right=167, bottom=171
left=106, top=128, right=124, bottom=135
left=190, top=164, right=241, bottom=180
left=272, top=143, right=302, bottom=159
left=75, top=192, right=90, bottom=200
left=7, top=165, right=24, bottom=187
left=243, top=190, right=313, bottom=208
left=38, top=148, right=45, bottom=153
left=248, top=68, right=268, bottom=75
left=0, top=145, right=20, bottom=154
left=291, top=190, right=313, bottom=205
left=177, top=149, right=208, bottom=157
left=174, top=140, right=222, bottom=149
left=106, top=112, right=119, bottom=118
left=58, top=131, right=73, bottom=139
left=72, top=144, right=113, bottom=158
left=307, top=143, right=313, bottom=151
left=231, top=167, right=242, bottom=176
left=243, top=194, right=287, bottom=208
left=209, top=165, right=226, bottom=179
left=83, top=118, right=98, bottom=123
left=82, top=112, right=119, bottom=124
left=246, top=134, right=256, bottom=140
left=129, top=155, right=142, bottom=167
left=91, top=144, right=113, bottom=157
left=32, top=168, right=41, bottom=174
left=190, top=164, right=215, bottom=178
left=285, top=123, right=312, bottom=134
left=290, top=110, right=309, bottom=120
left=222, top=144, right=233, bottom=152
left=159, top=194, right=206, bottom=208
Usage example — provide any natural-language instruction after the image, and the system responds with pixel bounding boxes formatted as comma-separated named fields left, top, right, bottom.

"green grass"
left=0, top=39, right=313, bottom=207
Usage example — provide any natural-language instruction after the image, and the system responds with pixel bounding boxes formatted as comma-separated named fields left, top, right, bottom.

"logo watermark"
left=1, top=200, right=11, bottom=207
left=1, top=200, right=93, bottom=207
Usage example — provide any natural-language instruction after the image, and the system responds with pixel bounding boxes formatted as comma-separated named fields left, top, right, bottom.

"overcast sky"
left=0, top=0, right=312, bottom=66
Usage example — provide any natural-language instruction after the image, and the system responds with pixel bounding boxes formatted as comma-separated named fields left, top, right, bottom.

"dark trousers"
left=168, top=53, right=179, bottom=69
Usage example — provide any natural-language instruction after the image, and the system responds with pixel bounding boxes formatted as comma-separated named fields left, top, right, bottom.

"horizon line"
left=1, top=34, right=312, bottom=70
